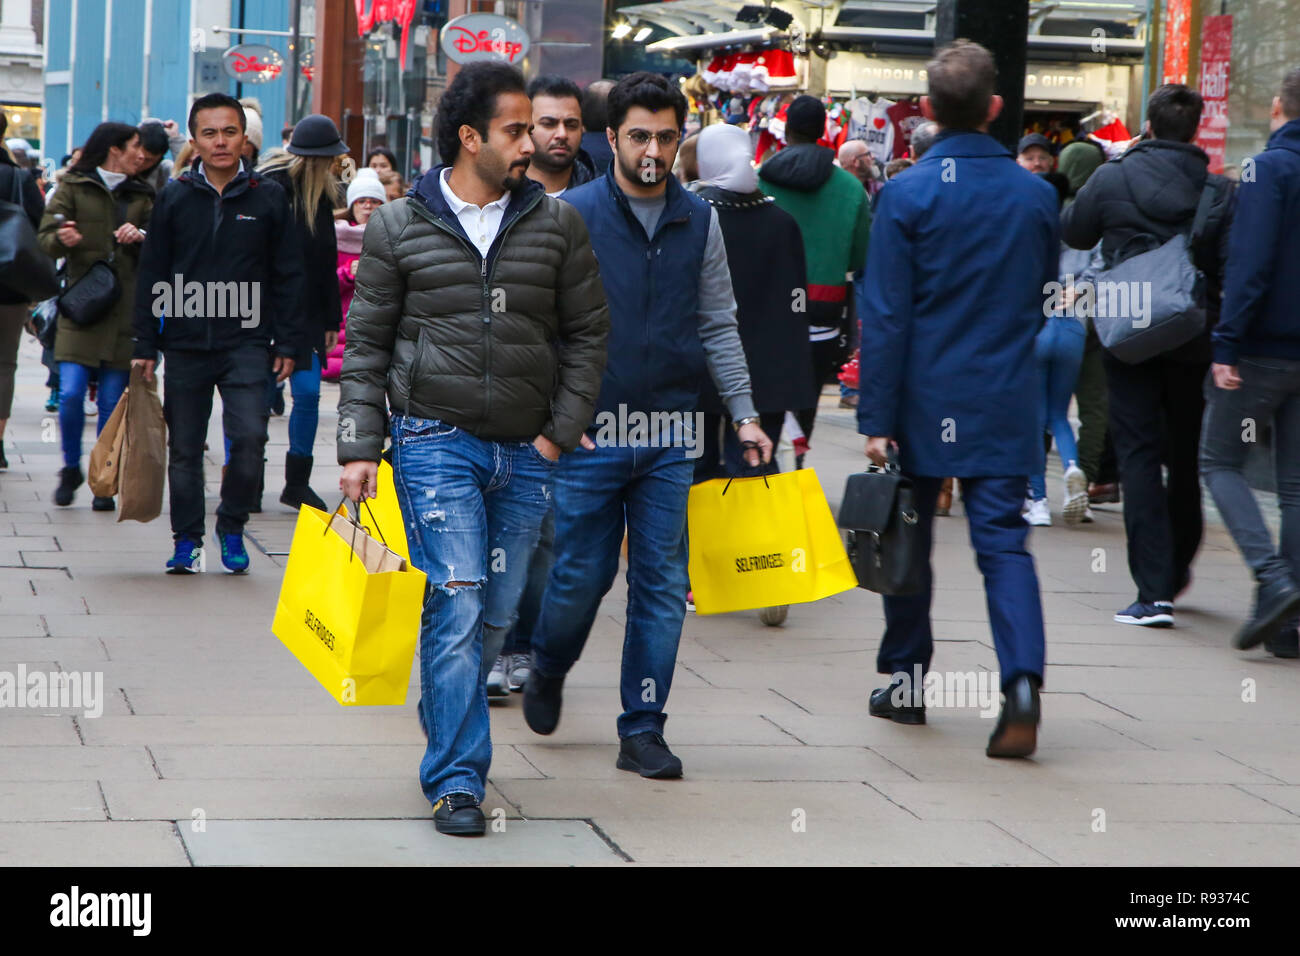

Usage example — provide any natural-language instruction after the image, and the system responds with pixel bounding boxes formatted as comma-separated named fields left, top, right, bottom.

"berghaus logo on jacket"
left=235, top=213, right=257, bottom=221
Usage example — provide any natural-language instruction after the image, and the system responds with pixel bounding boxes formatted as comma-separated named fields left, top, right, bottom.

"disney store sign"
left=440, top=14, right=530, bottom=65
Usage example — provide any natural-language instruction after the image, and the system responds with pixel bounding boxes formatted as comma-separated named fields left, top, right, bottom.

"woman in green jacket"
left=38, top=122, right=153, bottom=509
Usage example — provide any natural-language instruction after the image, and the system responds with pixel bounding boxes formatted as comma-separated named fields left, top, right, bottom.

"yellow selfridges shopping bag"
left=272, top=500, right=426, bottom=705
left=687, top=469, right=857, bottom=615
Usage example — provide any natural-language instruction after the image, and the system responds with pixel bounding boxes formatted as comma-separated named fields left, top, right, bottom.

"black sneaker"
left=522, top=663, right=565, bottom=735
left=868, top=679, right=926, bottom=725
left=432, top=792, right=485, bottom=836
left=1234, top=579, right=1300, bottom=651
left=616, top=731, right=683, bottom=779
left=1265, top=628, right=1300, bottom=659
left=1114, top=601, right=1174, bottom=627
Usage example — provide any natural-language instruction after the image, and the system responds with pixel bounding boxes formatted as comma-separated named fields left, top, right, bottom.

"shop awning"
left=624, top=0, right=1148, bottom=56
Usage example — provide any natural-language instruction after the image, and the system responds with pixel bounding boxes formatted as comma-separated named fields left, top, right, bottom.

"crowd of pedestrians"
left=2, top=41, right=1298, bottom=838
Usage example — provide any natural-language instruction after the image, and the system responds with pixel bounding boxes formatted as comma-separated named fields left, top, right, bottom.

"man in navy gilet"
left=523, top=72, right=773, bottom=778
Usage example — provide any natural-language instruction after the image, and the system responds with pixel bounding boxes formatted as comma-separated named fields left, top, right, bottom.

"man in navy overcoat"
left=857, top=40, right=1059, bottom=758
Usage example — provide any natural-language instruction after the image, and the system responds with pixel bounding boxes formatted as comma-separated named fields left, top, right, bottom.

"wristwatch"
left=732, top=416, right=760, bottom=433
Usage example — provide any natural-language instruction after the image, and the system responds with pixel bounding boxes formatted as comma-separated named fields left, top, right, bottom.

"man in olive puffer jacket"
left=338, top=62, right=610, bottom=837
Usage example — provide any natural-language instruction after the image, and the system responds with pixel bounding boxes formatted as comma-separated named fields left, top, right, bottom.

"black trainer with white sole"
left=1114, top=601, right=1174, bottom=627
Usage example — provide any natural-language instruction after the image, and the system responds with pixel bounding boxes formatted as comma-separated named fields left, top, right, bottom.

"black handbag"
left=57, top=259, right=120, bottom=327
left=0, top=166, right=59, bottom=302
left=837, top=460, right=925, bottom=596
left=56, top=192, right=128, bottom=328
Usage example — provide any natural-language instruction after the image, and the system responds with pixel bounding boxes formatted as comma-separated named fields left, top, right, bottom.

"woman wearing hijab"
left=691, top=122, right=812, bottom=480
left=256, top=115, right=348, bottom=511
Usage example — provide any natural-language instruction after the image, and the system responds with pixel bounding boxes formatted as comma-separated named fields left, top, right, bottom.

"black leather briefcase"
left=837, top=462, right=925, bottom=596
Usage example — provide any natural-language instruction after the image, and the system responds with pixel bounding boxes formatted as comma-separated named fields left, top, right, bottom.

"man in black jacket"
left=131, top=93, right=305, bottom=575
left=1062, top=84, right=1235, bottom=628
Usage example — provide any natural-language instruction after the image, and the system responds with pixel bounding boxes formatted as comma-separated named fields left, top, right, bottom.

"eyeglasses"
left=624, top=129, right=681, bottom=149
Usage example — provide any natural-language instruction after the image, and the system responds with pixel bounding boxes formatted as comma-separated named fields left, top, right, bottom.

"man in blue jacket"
left=858, top=40, right=1058, bottom=758
left=1200, top=69, right=1300, bottom=657
left=523, top=72, right=773, bottom=778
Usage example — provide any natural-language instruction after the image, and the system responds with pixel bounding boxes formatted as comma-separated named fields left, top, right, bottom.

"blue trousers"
left=58, top=362, right=128, bottom=469
left=1029, top=317, right=1085, bottom=500
left=391, top=415, right=553, bottom=806
left=531, top=442, right=695, bottom=739
left=879, top=474, right=1046, bottom=691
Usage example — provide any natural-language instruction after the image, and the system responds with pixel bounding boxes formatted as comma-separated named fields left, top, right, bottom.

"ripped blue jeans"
left=390, top=415, right=554, bottom=806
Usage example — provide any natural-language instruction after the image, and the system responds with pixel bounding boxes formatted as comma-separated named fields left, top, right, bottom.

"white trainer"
left=1024, top=498, right=1051, bottom=526
left=1063, top=463, right=1089, bottom=526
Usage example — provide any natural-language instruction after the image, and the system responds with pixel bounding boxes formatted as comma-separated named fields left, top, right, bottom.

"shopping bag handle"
left=721, top=441, right=771, bottom=496
left=328, top=485, right=391, bottom=550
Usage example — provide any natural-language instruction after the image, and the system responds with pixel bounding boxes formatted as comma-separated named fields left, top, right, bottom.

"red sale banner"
left=1195, top=15, right=1233, bottom=174
left=1162, top=0, right=1192, bottom=85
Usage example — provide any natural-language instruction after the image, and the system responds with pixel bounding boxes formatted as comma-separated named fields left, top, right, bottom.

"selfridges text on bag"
left=1090, top=179, right=1217, bottom=364
left=838, top=460, right=925, bottom=596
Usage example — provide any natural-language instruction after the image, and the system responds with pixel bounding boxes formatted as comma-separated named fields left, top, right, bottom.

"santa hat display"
left=702, top=54, right=725, bottom=87
left=1088, top=117, right=1133, bottom=159
left=752, top=48, right=799, bottom=91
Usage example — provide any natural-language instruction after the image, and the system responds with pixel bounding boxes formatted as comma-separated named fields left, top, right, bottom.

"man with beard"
left=524, top=75, right=596, bottom=198
left=484, top=76, right=599, bottom=701
left=523, top=72, right=773, bottom=779
left=338, top=62, right=610, bottom=836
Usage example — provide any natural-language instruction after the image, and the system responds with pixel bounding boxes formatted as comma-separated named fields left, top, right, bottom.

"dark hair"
left=582, top=80, right=614, bottom=132
left=607, top=72, right=687, bottom=133
left=926, top=40, right=997, bottom=131
left=71, top=122, right=140, bottom=174
left=1283, top=68, right=1300, bottom=120
left=527, top=74, right=582, bottom=105
left=1146, top=84, right=1203, bottom=142
left=188, top=93, right=247, bottom=138
left=138, top=121, right=170, bottom=157
left=60, top=153, right=73, bottom=167
left=435, top=61, right=527, bottom=164
left=0, top=113, right=6, bottom=139
left=366, top=146, right=398, bottom=169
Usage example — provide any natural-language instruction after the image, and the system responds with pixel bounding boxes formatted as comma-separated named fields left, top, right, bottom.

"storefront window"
left=2, top=104, right=41, bottom=150
left=1190, top=0, right=1300, bottom=169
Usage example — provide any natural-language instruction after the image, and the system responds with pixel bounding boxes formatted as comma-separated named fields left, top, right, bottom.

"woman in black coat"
left=256, top=115, right=348, bottom=511
left=691, top=122, right=813, bottom=481
left=0, top=142, right=45, bottom=469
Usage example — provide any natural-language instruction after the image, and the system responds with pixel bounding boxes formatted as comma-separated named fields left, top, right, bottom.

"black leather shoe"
left=432, top=792, right=485, bottom=836
left=1235, top=579, right=1300, bottom=650
left=53, top=466, right=83, bottom=507
left=986, top=674, right=1041, bottom=758
left=1265, top=628, right=1300, bottom=659
left=616, top=731, right=683, bottom=779
left=522, top=663, right=565, bottom=735
left=92, top=496, right=115, bottom=512
left=868, top=679, right=926, bottom=725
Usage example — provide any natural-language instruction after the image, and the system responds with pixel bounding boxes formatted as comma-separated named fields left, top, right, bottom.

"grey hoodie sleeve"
left=697, top=207, right=759, bottom=422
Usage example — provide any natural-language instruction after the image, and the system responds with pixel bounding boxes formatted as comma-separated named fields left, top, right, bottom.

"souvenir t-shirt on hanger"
left=848, top=95, right=895, bottom=165
left=886, top=98, right=925, bottom=158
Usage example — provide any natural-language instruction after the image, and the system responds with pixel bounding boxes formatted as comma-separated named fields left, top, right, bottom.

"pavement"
left=3, top=332, right=1299, bottom=866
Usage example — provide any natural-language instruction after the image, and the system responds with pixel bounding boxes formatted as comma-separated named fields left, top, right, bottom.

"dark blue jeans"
left=502, top=506, right=555, bottom=657
left=879, top=474, right=1047, bottom=691
left=532, top=442, right=695, bottom=738
left=1200, top=356, right=1300, bottom=607
left=58, top=362, right=128, bottom=469
left=390, top=415, right=553, bottom=806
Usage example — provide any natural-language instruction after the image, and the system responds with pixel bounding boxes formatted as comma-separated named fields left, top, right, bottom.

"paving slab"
left=180, top=819, right=621, bottom=866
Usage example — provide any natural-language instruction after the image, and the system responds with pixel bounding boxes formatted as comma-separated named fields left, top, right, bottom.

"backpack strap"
left=1189, top=178, right=1217, bottom=245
